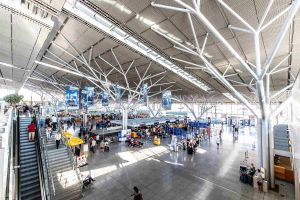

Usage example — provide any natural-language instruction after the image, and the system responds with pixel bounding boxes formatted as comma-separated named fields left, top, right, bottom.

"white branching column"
left=122, top=107, right=128, bottom=130
left=173, top=95, right=216, bottom=120
left=151, top=0, right=300, bottom=188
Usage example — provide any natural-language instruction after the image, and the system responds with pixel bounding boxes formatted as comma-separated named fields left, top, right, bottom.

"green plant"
left=3, top=93, right=24, bottom=106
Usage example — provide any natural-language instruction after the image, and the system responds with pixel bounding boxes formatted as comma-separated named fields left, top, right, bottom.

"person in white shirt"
left=51, top=115, right=58, bottom=131
left=55, top=132, right=61, bottom=149
left=96, top=134, right=100, bottom=145
left=91, top=139, right=96, bottom=153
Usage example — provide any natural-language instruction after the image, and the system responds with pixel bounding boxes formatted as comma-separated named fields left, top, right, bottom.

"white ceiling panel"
left=119, top=0, right=150, bottom=14
left=141, top=29, right=172, bottom=50
left=61, top=18, right=88, bottom=44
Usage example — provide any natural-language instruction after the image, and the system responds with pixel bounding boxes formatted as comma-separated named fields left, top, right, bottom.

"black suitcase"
left=187, top=147, right=193, bottom=155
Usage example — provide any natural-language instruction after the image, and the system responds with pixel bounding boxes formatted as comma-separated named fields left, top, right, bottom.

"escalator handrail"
left=16, top=110, right=21, bottom=199
left=34, top=114, right=52, bottom=200
left=37, top=116, right=56, bottom=198
left=41, top=135, right=56, bottom=197
left=60, top=125, right=83, bottom=194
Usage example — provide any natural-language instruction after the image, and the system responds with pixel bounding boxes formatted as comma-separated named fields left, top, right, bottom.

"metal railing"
left=36, top=123, right=52, bottom=199
left=36, top=115, right=55, bottom=199
left=16, top=110, right=20, bottom=200
left=40, top=135, right=56, bottom=198
left=60, top=127, right=83, bottom=194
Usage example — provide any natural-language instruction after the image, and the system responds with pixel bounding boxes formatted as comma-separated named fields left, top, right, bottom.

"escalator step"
left=21, top=182, right=40, bottom=193
left=20, top=165, right=38, bottom=172
left=20, top=178, right=39, bottom=188
left=20, top=170, right=39, bottom=178
left=20, top=173, right=38, bottom=182
left=21, top=190, right=41, bottom=200
left=20, top=160, right=37, bottom=166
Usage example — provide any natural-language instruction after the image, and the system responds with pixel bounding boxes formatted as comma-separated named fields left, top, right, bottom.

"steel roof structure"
left=0, top=0, right=298, bottom=103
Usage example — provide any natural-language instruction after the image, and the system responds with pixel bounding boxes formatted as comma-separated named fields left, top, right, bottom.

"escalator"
left=19, top=117, right=42, bottom=200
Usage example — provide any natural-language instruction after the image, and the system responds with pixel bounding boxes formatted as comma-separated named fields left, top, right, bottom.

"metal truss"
left=172, top=94, right=215, bottom=120
left=151, top=0, right=300, bottom=187
left=34, top=32, right=178, bottom=128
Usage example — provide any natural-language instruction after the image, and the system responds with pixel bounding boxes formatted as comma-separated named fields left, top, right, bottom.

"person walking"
left=91, top=138, right=96, bottom=153
left=27, top=121, right=37, bottom=142
left=131, top=186, right=143, bottom=200
left=216, top=136, right=220, bottom=150
left=45, top=116, right=51, bottom=128
left=51, top=115, right=58, bottom=131
left=55, top=132, right=61, bottom=149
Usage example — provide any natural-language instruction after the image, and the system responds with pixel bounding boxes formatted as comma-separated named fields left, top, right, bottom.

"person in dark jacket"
left=131, top=186, right=143, bottom=200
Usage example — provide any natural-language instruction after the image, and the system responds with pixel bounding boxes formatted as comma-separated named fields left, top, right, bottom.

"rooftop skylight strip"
left=64, top=0, right=210, bottom=91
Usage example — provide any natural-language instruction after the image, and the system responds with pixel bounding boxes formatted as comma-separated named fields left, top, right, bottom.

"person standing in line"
left=27, top=121, right=37, bottom=142
left=51, top=115, right=58, bottom=131
left=55, top=132, right=61, bottom=149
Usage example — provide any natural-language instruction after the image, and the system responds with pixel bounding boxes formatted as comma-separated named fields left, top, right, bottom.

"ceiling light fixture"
left=0, top=77, right=13, bottom=82
left=0, top=61, right=30, bottom=71
left=63, top=0, right=210, bottom=92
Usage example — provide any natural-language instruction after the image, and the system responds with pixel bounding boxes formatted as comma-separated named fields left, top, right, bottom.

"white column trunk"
left=122, top=108, right=128, bottom=130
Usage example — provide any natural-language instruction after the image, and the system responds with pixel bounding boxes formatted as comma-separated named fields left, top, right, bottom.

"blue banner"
left=143, top=83, right=148, bottom=106
left=114, top=82, right=121, bottom=103
left=80, top=89, right=88, bottom=109
left=86, top=87, right=94, bottom=105
left=162, top=90, right=172, bottom=110
left=102, top=91, right=109, bottom=106
left=66, top=85, right=79, bottom=107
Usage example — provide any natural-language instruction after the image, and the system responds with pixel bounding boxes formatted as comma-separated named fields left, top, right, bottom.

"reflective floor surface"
left=81, top=126, right=295, bottom=200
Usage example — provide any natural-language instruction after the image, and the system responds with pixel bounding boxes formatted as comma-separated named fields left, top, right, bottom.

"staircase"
left=45, top=136, right=82, bottom=200
left=274, top=124, right=290, bottom=152
left=19, top=117, right=41, bottom=200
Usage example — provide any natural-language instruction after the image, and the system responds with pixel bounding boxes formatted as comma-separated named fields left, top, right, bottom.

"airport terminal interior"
left=0, top=0, right=300, bottom=199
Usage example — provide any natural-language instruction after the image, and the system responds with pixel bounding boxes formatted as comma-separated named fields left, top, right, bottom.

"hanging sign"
left=162, top=90, right=172, bottom=110
left=143, top=83, right=148, bottom=106
left=66, top=85, right=79, bottom=108
left=86, top=87, right=94, bottom=105
left=80, top=89, right=88, bottom=109
left=114, top=82, right=121, bottom=103
left=102, top=91, right=109, bottom=106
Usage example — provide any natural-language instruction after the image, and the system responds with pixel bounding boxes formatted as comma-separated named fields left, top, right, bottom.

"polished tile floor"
left=81, top=126, right=295, bottom=200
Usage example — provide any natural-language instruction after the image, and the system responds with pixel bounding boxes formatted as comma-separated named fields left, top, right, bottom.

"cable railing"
left=35, top=114, right=55, bottom=200
left=60, top=126, right=83, bottom=194
left=40, top=135, right=56, bottom=198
